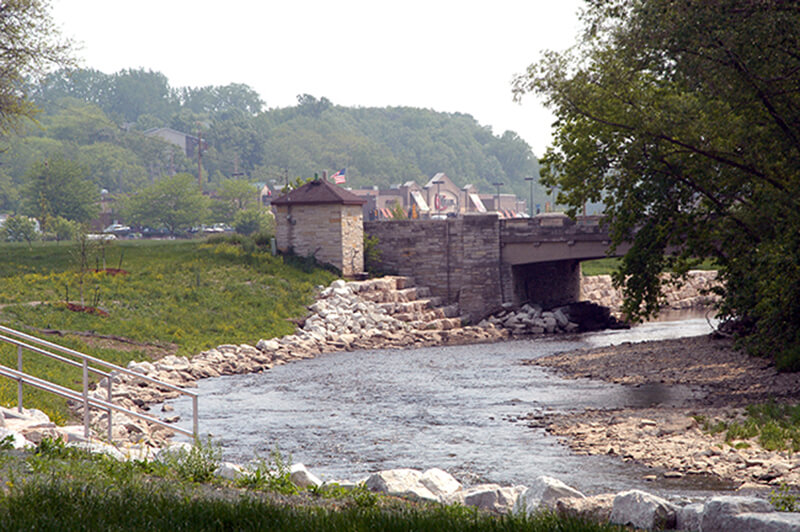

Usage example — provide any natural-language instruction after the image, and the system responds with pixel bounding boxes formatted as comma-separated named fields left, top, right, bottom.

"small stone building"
left=272, top=179, right=366, bottom=276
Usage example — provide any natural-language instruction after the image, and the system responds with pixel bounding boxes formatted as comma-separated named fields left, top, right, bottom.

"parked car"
left=103, top=223, right=131, bottom=235
left=87, top=233, right=116, bottom=241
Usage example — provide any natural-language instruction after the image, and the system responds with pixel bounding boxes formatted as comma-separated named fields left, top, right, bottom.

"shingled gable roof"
left=271, top=179, right=366, bottom=206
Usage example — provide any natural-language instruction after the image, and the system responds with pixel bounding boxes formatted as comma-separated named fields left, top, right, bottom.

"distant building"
left=350, top=181, right=430, bottom=220
left=348, top=172, right=526, bottom=219
left=479, top=193, right=524, bottom=218
left=423, top=173, right=461, bottom=216
left=143, top=127, right=208, bottom=158
left=462, top=184, right=488, bottom=214
left=254, top=182, right=275, bottom=207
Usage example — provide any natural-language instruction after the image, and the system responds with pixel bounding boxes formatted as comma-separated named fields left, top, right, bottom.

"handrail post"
left=17, top=345, right=23, bottom=413
left=82, top=359, right=89, bottom=439
left=193, top=395, right=198, bottom=439
left=106, top=376, right=113, bottom=441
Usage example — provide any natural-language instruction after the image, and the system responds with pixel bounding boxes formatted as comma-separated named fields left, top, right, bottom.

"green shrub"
left=236, top=447, right=297, bottom=494
left=771, top=484, right=799, bottom=512
left=158, top=437, right=221, bottom=483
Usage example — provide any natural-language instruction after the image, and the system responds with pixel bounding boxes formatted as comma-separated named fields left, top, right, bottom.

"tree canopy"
left=515, top=0, right=800, bottom=368
left=0, top=0, right=73, bottom=136
left=122, top=173, right=209, bottom=235
left=21, top=157, right=99, bottom=227
left=19, top=68, right=543, bottom=200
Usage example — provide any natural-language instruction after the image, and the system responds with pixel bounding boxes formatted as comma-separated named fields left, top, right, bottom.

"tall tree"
left=122, top=173, right=209, bottom=234
left=21, top=157, right=99, bottom=227
left=515, top=0, right=800, bottom=368
left=0, top=0, right=73, bottom=136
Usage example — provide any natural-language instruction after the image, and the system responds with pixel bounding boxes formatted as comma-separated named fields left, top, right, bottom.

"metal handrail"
left=0, top=365, right=194, bottom=438
left=0, top=325, right=198, bottom=441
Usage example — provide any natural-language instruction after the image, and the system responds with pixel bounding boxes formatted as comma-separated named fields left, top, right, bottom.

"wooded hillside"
left=0, top=68, right=543, bottom=214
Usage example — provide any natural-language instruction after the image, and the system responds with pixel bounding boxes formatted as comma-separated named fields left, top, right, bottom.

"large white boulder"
left=127, top=360, right=155, bottom=375
left=555, top=493, right=615, bottom=523
left=700, top=496, right=798, bottom=532
left=290, top=463, right=322, bottom=489
left=419, top=468, right=461, bottom=498
left=676, top=502, right=704, bottom=532
left=459, top=484, right=525, bottom=514
left=365, top=468, right=437, bottom=502
left=610, top=489, right=677, bottom=530
left=0, top=427, right=31, bottom=450
left=513, top=476, right=585, bottom=516
left=215, top=462, right=245, bottom=481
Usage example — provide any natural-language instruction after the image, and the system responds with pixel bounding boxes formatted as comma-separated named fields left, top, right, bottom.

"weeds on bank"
left=158, top=436, right=222, bottom=483
left=695, top=400, right=800, bottom=453
left=0, top=437, right=627, bottom=531
left=236, top=446, right=297, bottom=494
left=771, top=484, right=799, bottom=512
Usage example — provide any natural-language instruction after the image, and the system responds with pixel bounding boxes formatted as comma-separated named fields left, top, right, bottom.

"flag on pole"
left=331, top=168, right=346, bottom=184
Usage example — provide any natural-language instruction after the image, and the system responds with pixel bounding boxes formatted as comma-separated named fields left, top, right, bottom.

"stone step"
left=347, top=276, right=416, bottom=294
left=393, top=276, right=414, bottom=290
left=377, top=299, right=442, bottom=315
left=393, top=308, right=446, bottom=322
left=360, top=286, right=431, bottom=304
left=408, top=317, right=463, bottom=330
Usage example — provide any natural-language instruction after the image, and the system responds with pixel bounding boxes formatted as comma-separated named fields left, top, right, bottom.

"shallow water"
left=165, top=315, right=731, bottom=495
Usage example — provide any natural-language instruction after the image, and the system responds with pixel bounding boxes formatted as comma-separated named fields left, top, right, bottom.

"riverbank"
left=528, top=335, right=800, bottom=489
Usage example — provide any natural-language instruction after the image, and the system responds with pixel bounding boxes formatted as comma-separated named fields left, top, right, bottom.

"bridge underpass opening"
left=510, top=259, right=581, bottom=309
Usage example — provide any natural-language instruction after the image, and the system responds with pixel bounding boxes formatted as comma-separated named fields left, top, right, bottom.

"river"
left=165, top=313, right=728, bottom=496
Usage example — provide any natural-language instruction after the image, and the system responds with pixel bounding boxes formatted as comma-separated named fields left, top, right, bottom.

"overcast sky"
left=51, top=1, right=584, bottom=157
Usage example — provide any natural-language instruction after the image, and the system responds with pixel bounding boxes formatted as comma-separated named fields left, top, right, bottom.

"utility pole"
left=525, top=177, right=535, bottom=217
left=196, top=124, right=203, bottom=188
left=493, top=182, right=504, bottom=212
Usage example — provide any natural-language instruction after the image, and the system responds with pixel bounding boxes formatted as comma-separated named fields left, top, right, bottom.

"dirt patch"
left=75, top=334, right=178, bottom=360
left=526, top=335, right=800, bottom=488
left=64, top=302, right=109, bottom=317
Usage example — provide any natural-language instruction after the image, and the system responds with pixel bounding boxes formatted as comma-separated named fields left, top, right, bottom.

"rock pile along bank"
left=581, top=269, right=720, bottom=314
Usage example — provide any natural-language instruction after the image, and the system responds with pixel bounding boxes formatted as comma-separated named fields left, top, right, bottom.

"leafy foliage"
left=1, top=215, right=39, bottom=244
left=0, top=0, right=73, bottom=137
left=20, top=156, right=99, bottom=226
left=233, top=208, right=273, bottom=236
left=696, top=400, right=800, bottom=453
left=771, top=484, right=799, bottom=513
left=158, top=437, right=221, bottom=483
left=122, top=173, right=209, bottom=234
left=8, top=67, right=545, bottom=201
left=236, top=447, right=297, bottom=494
left=517, top=1, right=800, bottom=368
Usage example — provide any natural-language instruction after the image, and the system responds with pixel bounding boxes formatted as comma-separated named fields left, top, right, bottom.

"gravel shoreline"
left=527, top=335, right=800, bottom=489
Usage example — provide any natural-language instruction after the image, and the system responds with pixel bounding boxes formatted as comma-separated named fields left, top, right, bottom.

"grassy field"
left=0, top=238, right=337, bottom=422
left=0, top=438, right=627, bottom=532
left=581, top=257, right=717, bottom=277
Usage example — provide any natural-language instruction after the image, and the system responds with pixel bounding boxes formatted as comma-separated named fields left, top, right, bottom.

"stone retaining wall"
left=581, top=270, right=720, bottom=313
left=364, top=216, right=502, bottom=319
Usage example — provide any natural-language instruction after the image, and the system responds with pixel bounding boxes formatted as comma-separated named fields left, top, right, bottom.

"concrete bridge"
left=364, top=213, right=629, bottom=320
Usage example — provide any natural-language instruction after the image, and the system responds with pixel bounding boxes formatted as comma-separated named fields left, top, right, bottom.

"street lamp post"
left=493, top=182, right=504, bottom=212
left=524, top=177, right=535, bottom=217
